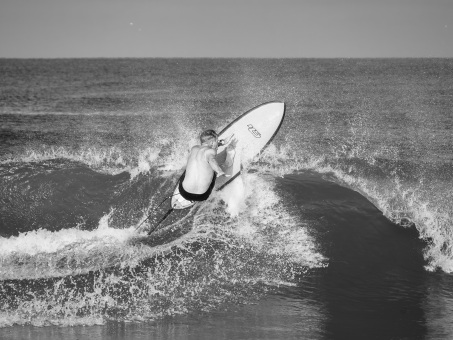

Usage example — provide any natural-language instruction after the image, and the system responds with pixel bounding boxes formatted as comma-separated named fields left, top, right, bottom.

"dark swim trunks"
left=178, top=171, right=217, bottom=202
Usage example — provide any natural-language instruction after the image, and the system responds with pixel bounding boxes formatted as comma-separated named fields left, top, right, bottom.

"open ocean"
left=0, top=58, right=452, bottom=339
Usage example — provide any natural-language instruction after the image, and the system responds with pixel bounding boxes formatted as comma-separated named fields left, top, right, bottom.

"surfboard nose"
left=265, top=101, right=286, bottom=120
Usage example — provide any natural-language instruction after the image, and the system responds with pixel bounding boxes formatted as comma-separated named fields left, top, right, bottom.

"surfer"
left=179, top=130, right=236, bottom=202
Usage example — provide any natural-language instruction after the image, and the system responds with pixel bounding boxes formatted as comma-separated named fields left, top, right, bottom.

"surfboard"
left=171, top=101, right=286, bottom=210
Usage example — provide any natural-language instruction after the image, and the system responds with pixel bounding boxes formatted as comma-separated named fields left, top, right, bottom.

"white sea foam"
left=218, top=176, right=246, bottom=217
left=1, top=141, right=184, bottom=180
left=0, top=211, right=192, bottom=281
left=3, top=146, right=130, bottom=173
left=213, top=172, right=327, bottom=269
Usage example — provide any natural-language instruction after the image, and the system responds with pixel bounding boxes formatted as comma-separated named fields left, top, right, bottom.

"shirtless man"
left=179, top=130, right=235, bottom=202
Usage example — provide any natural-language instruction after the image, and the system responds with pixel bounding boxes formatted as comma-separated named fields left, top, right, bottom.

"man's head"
left=200, top=129, right=218, bottom=145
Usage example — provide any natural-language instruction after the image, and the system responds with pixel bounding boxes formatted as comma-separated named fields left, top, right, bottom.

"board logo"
left=247, top=124, right=261, bottom=138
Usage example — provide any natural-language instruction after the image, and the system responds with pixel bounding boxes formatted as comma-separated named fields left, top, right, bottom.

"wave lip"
left=259, top=142, right=453, bottom=274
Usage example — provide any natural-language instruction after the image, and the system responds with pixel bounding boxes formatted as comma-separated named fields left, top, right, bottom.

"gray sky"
left=1, top=0, right=452, bottom=58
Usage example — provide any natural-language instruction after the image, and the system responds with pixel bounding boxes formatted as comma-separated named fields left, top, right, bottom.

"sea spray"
left=218, top=176, right=246, bottom=217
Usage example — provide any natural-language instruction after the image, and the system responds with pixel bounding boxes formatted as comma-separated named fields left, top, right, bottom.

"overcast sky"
left=1, top=0, right=452, bottom=58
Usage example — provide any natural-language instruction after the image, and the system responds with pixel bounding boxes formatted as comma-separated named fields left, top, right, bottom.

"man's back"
left=182, top=145, right=216, bottom=194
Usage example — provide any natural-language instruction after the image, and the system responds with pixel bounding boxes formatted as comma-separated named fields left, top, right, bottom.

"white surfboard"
left=171, top=101, right=286, bottom=210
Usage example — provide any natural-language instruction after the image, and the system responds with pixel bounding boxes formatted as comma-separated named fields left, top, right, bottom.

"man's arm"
left=206, top=149, right=226, bottom=177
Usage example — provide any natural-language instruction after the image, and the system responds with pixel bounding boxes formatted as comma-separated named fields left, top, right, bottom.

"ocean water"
left=0, top=58, right=452, bottom=339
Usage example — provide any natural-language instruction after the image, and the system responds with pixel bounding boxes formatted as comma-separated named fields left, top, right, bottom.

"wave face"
left=0, top=58, right=452, bottom=332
